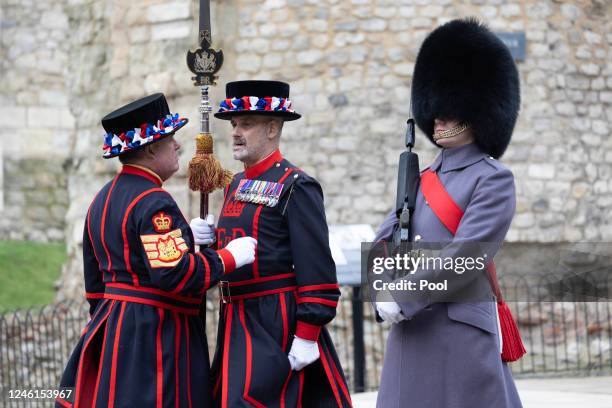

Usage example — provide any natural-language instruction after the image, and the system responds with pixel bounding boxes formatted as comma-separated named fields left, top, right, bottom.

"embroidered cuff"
left=295, top=321, right=321, bottom=341
left=217, top=248, right=236, bottom=274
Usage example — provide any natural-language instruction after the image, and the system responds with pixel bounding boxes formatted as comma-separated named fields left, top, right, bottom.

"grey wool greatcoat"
left=375, top=143, right=523, bottom=408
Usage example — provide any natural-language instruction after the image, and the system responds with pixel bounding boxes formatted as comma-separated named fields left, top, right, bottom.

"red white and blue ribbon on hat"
left=218, top=96, right=294, bottom=114
left=103, top=113, right=187, bottom=157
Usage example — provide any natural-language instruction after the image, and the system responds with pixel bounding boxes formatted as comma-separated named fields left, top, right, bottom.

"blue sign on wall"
left=495, top=32, right=526, bottom=61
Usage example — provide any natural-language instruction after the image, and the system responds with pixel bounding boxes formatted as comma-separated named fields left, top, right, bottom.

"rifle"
left=393, top=119, right=420, bottom=246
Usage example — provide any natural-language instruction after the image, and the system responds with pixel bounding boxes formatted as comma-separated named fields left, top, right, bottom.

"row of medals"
left=236, top=179, right=284, bottom=207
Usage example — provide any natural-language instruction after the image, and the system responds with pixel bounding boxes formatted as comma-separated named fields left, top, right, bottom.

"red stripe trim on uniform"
left=103, top=294, right=199, bottom=315
left=297, top=283, right=340, bottom=293
left=101, top=175, right=120, bottom=282
left=156, top=309, right=165, bottom=408
left=184, top=315, right=193, bottom=408
left=228, top=272, right=296, bottom=287
left=174, top=253, right=195, bottom=294
left=74, top=301, right=114, bottom=408
left=108, top=302, right=127, bottom=408
left=318, top=343, right=342, bottom=408
left=277, top=167, right=297, bottom=184
left=122, top=187, right=166, bottom=286
left=297, top=371, right=304, bottom=408
left=196, top=252, right=211, bottom=292
left=92, top=313, right=111, bottom=407
left=330, top=352, right=351, bottom=405
left=85, top=292, right=105, bottom=299
left=297, top=297, right=338, bottom=307
left=85, top=193, right=103, bottom=278
left=280, top=370, right=293, bottom=408
left=174, top=312, right=181, bottom=408
left=217, top=248, right=236, bottom=274
left=280, top=292, right=289, bottom=351
left=295, top=321, right=321, bottom=341
left=221, top=303, right=233, bottom=408
left=251, top=205, right=264, bottom=279
left=121, top=164, right=163, bottom=186
left=226, top=286, right=297, bottom=301
left=55, top=397, right=72, bottom=407
left=106, top=282, right=201, bottom=304
left=238, top=301, right=266, bottom=408
left=213, top=372, right=221, bottom=398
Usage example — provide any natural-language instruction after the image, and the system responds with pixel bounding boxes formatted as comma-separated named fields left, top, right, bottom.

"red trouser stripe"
left=174, top=312, right=181, bottom=408
left=108, top=302, right=127, bottom=408
left=330, top=353, right=351, bottom=405
left=318, top=343, right=342, bottom=407
left=297, top=371, right=304, bottom=408
left=238, top=301, right=266, bottom=408
left=280, top=292, right=289, bottom=351
left=74, top=301, right=114, bottom=408
left=91, top=311, right=111, bottom=407
left=184, top=315, right=192, bottom=408
left=280, top=370, right=293, bottom=408
left=221, top=304, right=233, bottom=408
left=156, top=309, right=165, bottom=408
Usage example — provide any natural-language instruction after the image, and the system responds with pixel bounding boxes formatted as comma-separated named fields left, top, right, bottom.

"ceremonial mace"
left=186, top=0, right=232, bottom=320
left=186, top=0, right=232, bottom=202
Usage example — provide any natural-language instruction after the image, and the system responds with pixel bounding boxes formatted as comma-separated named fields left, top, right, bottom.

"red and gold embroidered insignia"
left=222, top=193, right=246, bottom=217
left=140, top=228, right=188, bottom=268
left=152, top=211, right=172, bottom=232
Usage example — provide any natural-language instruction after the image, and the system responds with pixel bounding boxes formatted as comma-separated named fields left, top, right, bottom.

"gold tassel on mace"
left=188, top=132, right=233, bottom=193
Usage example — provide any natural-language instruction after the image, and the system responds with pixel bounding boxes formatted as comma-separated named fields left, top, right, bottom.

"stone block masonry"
left=0, top=0, right=610, bottom=299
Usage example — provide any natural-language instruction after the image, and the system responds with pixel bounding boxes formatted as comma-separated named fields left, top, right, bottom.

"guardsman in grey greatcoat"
left=374, top=19, right=524, bottom=408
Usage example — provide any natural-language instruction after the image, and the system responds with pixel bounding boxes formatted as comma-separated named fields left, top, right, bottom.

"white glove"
left=224, top=237, right=257, bottom=269
left=376, top=301, right=408, bottom=324
left=288, top=336, right=320, bottom=371
left=190, top=215, right=216, bottom=245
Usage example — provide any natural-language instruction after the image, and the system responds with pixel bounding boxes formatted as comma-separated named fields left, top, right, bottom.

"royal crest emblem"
left=140, top=228, right=189, bottom=268
left=152, top=211, right=173, bottom=232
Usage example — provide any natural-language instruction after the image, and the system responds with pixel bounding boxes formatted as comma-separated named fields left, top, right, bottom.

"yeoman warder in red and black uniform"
left=56, top=93, right=256, bottom=408
left=190, top=81, right=352, bottom=408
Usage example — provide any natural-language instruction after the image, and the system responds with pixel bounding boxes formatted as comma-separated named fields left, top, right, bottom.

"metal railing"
left=1, top=279, right=611, bottom=404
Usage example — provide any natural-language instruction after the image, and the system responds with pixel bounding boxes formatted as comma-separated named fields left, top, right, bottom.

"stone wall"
left=0, top=0, right=74, bottom=242
left=225, top=0, right=612, bottom=244
left=0, top=0, right=611, bottom=296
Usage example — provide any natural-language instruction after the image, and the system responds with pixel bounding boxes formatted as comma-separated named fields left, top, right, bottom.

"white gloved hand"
left=190, top=215, right=216, bottom=246
left=288, top=335, right=320, bottom=371
left=376, top=301, right=408, bottom=324
left=224, top=237, right=257, bottom=269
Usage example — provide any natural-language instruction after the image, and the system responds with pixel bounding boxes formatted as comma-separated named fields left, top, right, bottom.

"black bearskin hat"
left=411, top=18, right=520, bottom=158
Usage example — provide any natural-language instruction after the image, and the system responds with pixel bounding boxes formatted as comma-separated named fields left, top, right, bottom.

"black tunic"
left=212, top=150, right=352, bottom=408
left=57, top=164, right=233, bottom=408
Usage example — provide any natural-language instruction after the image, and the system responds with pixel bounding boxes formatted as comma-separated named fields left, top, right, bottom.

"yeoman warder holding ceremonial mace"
left=190, top=80, right=353, bottom=408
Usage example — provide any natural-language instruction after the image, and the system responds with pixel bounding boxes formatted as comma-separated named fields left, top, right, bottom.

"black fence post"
left=352, top=286, right=365, bottom=393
